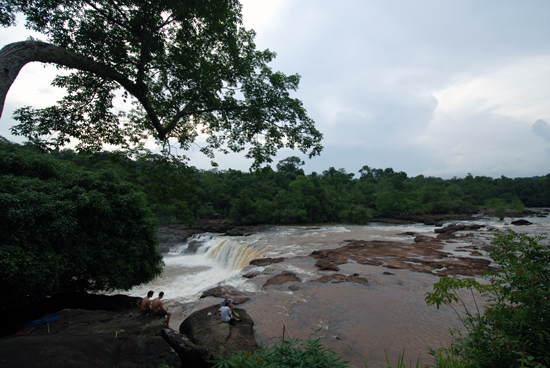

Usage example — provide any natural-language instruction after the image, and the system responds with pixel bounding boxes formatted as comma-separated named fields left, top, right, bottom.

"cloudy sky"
left=1, top=0, right=550, bottom=178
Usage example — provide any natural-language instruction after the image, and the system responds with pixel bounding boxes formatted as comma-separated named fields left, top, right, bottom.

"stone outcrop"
left=249, top=257, right=285, bottom=266
left=0, top=309, right=180, bottom=368
left=312, top=273, right=369, bottom=286
left=263, top=271, right=300, bottom=288
left=180, top=305, right=259, bottom=359
left=1, top=292, right=260, bottom=368
left=199, top=286, right=250, bottom=305
left=2, top=292, right=143, bottom=336
left=310, top=225, right=492, bottom=277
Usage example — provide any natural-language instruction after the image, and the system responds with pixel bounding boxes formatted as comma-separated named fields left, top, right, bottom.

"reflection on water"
left=118, top=215, right=549, bottom=367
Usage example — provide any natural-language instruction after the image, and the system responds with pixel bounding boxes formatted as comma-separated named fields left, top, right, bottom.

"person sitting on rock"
left=221, top=295, right=233, bottom=307
left=141, top=290, right=154, bottom=314
left=220, top=301, right=241, bottom=324
left=152, top=291, right=172, bottom=329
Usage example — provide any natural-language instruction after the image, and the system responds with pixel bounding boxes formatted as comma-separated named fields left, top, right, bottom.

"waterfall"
left=201, top=238, right=261, bottom=270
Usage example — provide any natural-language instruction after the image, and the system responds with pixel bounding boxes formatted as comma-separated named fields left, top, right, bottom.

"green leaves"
left=425, top=229, right=550, bottom=367
left=0, top=141, right=163, bottom=309
left=4, top=0, right=323, bottom=168
left=210, top=331, right=348, bottom=368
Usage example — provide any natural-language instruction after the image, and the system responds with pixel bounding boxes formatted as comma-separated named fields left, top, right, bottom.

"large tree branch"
left=0, top=40, right=169, bottom=139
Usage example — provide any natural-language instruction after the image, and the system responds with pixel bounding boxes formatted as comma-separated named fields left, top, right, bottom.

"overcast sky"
left=1, top=0, right=550, bottom=179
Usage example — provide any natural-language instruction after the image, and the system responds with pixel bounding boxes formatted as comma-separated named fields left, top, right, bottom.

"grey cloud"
left=532, top=119, right=550, bottom=142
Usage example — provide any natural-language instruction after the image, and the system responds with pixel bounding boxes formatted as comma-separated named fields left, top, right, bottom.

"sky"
left=1, top=0, right=550, bottom=179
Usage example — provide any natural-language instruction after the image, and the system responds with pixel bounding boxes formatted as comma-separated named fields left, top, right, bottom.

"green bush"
left=0, top=142, right=163, bottom=309
left=210, top=330, right=348, bottom=368
left=425, top=229, right=550, bottom=367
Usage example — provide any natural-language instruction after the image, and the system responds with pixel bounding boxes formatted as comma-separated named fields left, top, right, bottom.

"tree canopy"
left=0, top=0, right=322, bottom=168
left=0, top=140, right=163, bottom=309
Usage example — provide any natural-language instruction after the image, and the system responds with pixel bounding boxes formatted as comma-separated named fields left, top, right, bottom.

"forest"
left=47, top=147, right=550, bottom=226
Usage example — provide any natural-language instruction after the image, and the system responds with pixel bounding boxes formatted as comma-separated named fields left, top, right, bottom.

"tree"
left=0, top=0, right=322, bottom=168
left=0, top=141, right=163, bottom=309
left=276, top=156, right=305, bottom=173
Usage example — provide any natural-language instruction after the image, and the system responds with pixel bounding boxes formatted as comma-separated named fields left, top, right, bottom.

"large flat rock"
left=0, top=309, right=180, bottom=368
left=180, top=305, right=259, bottom=358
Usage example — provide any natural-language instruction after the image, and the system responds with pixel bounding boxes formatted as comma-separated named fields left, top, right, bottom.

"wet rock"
left=511, top=219, right=533, bottom=226
left=414, top=235, right=432, bottom=242
left=179, top=305, right=259, bottom=359
left=312, top=273, right=369, bottom=286
left=184, top=240, right=204, bottom=254
left=263, top=271, right=300, bottom=287
left=310, top=238, right=492, bottom=277
left=383, top=272, right=394, bottom=275
left=249, top=257, right=285, bottom=266
left=243, top=271, right=260, bottom=278
left=232, top=296, right=251, bottom=305
left=200, top=286, right=245, bottom=300
left=288, top=285, right=300, bottom=291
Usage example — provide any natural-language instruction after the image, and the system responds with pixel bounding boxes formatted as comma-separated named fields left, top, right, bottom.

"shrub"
left=425, top=229, right=550, bottom=367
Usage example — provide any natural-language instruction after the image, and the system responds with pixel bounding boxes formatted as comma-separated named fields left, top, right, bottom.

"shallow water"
left=118, top=214, right=550, bottom=367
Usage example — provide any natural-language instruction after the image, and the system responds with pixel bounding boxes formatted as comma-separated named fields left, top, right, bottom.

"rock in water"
left=179, top=305, right=259, bottom=359
left=511, top=219, right=533, bottom=226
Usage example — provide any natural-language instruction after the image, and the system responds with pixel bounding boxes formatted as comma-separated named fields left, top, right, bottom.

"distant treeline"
left=49, top=149, right=550, bottom=225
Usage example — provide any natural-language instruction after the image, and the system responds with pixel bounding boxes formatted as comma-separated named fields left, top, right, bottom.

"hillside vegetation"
left=48, top=150, right=550, bottom=225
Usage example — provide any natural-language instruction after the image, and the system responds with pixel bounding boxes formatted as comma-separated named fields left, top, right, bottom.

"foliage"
left=49, top=150, right=550, bottom=225
left=3, top=0, right=322, bottom=168
left=210, top=329, right=348, bottom=368
left=425, top=229, right=550, bottom=368
left=0, top=141, right=163, bottom=309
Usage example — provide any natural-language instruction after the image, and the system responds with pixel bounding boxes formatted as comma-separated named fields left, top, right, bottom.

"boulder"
left=511, top=219, right=533, bottom=226
left=179, top=305, right=259, bottom=359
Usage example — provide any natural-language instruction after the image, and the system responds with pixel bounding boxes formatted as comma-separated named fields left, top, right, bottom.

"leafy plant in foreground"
left=425, top=229, right=550, bottom=368
left=210, top=328, right=348, bottom=368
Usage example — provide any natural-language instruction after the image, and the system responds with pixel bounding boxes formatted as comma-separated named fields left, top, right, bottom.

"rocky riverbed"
left=2, top=210, right=548, bottom=367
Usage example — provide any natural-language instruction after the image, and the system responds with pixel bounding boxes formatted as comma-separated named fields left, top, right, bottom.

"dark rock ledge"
left=0, top=293, right=258, bottom=368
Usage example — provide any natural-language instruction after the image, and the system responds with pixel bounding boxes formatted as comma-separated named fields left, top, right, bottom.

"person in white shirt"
left=220, top=302, right=241, bottom=324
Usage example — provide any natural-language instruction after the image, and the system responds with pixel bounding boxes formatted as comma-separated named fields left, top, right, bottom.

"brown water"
left=126, top=215, right=550, bottom=367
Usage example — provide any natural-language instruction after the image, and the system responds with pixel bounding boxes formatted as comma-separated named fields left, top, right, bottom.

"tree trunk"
left=0, top=41, right=164, bottom=136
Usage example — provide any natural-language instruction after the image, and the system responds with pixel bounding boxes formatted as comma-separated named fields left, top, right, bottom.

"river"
left=120, top=214, right=549, bottom=367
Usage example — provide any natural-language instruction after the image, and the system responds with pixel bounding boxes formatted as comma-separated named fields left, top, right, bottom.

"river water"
left=120, top=214, right=549, bottom=367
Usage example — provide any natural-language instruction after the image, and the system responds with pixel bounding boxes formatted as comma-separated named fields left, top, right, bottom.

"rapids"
left=120, top=214, right=550, bottom=367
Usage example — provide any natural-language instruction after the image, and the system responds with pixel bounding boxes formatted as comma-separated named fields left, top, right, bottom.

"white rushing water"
left=120, top=215, right=550, bottom=302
